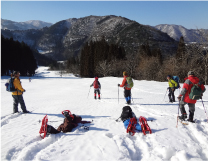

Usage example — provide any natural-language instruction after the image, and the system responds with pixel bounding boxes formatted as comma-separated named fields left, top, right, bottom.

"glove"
left=23, top=89, right=26, bottom=92
left=63, top=111, right=70, bottom=118
left=172, top=88, right=175, bottom=91
left=177, top=96, right=182, bottom=101
left=90, top=85, right=92, bottom=87
left=118, top=84, right=120, bottom=87
left=167, top=87, right=169, bottom=90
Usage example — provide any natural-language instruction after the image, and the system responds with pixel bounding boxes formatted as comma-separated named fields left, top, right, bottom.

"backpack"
left=172, top=76, right=180, bottom=89
left=93, top=80, right=99, bottom=89
left=189, top=83, right=203, bottom=100
left=5, top=78, right=17, bottom=92
left=126, top=77, right=134, bottom=88
left=120, top=106, right=133, bottom=121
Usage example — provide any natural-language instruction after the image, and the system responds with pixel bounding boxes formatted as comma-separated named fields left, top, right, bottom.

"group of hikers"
left=7, top=70, right=206, bottom=136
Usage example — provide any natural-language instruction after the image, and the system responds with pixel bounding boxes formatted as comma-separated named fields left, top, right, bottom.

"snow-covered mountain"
left=1, top=19, right=53, bottom=30
left=1, top=15, right=177, bottom=60
left=155, top=24, right=208, bottom=42
left=1, top=66, right=208, bottom=160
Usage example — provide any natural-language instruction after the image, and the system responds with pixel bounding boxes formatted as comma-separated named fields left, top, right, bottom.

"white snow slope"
left=1, top=66, right=208, bottom=161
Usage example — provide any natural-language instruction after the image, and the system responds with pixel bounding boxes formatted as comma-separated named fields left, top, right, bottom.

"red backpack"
left=93, top=80, right=99, bottom=89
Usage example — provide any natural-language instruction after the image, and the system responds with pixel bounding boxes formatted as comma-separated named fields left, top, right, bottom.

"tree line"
left=65, top=32, right=208, bottom=85
left=1, top=35, right=37, bottom=76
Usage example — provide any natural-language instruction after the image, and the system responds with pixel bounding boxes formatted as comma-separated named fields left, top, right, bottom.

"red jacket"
left=180, top=76, right=205, bottom=104
left=120, top=76, right=131, bottom=90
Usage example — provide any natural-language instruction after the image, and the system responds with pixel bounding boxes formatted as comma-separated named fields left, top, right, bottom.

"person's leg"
left=47, top=125, right=60, bottom=134
left=18, top=95, right=27, bottom=112
left=94, top=89, right=97, bottom=99
left=188, top=103, right=195, bottom=122
left=123, top=119, right=130, bottom=129
left=168, top=87, right=172, bottom=102
left=172, top=89, right=175, bottom=102
left=127, top=90, right=131, bottom=104
left=98, top=89, right=100, bottom=99
left=179, top=101, right=187, bottom=120
left=124, top=89, right=128, bottom=103
left=135, top=123, right=142, bottom=131
left=12, top=95, right=19, bottom=113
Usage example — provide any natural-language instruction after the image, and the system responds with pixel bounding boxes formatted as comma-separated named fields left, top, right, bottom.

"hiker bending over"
left=177, top=71, right=206, bottom=122
left=90, top=77, right=101, bottom=99
left=46, top=110, right=91, bottom=134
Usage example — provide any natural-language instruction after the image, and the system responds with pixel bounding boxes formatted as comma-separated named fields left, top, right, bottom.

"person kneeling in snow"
left=46, top=110, right=91, bottom=134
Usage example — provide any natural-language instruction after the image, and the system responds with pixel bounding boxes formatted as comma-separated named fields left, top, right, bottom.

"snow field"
left=1, top=66, right=208, bottom=161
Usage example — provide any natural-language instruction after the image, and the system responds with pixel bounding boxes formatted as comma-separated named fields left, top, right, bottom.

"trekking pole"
left=162, top=89, right=168, bottom=102
left=201, top=98, right=208, bottom=123
left=131, top=92, right=134, bottom=104
left=87, top=87, right=91, bottom=98
left=115, top=116, right=120, bottom=122
left=118, top=86, right=119, bottom=104
left=176, top=101, right=180, bottom=128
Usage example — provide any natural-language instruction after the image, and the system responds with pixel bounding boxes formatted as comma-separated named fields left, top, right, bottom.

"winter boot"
left=187, top=111, right=195, bottom=123
left=178, top=113, right=187, bottom=121
left=94, top=96, right=97, bottom=99
left=98, top=94, right=100, bottom=100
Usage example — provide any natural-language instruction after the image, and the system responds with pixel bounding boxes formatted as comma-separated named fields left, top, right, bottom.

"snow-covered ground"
left=1, top=66, right=208, bottom=161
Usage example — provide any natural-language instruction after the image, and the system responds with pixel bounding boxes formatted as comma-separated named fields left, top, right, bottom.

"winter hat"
left=123, top=71, right=128, bottom=76
left=95, top=77, right=98, bottom=80
left=167, top=75, right=171, bottom=78
left=188, top=71, right=195, bottom=76
left=13, top=71, right=19, bottom=75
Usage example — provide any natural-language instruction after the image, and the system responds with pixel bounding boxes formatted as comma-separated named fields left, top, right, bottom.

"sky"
left=1, top=1, right=208, bottom=29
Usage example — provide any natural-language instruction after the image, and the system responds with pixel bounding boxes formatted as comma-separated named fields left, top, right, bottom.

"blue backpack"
left=172, top=76, right=180, bottom=89
left=5, top=78, right=17, bottom=92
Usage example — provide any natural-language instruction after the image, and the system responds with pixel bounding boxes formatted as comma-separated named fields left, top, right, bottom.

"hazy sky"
left=1, top=1, right=208, bottom=29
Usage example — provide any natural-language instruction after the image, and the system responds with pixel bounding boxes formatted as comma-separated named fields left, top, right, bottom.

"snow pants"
left=124, top=89, right=131, bottom=104
left=94, top=89, right=100, bottom=98
left=168, top=87, right=175, bottom=102
left=123, top=119, right=141, bottom=131
left=179, top=101, right=195, bottom=113
left=12, top=95, right=27, bottom=113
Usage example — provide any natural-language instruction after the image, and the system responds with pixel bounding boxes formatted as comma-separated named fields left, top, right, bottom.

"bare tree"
left=95, top=60, right=113, bottom=77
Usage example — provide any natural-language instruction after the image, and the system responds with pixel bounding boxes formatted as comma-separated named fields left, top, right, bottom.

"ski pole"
left=131, top=92, right=134, bottom=104
left=162, top=89, right=168, bottom=102
left=115, top=116, right=120, bottom=122
left=87, top=87, right=91, bottom=98
left=118, top=86, right=119, bottom=104
left=201, top=98, right=208, bottom=123
left=176, top=101, right=180, bottom=128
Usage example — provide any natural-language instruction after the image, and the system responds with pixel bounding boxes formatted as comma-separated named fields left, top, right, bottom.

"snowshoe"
left=139, top=116, right=152, bottom=135
left=126, top=117, right=137, bottom=136
left=39, top=115, right=48, bottom=139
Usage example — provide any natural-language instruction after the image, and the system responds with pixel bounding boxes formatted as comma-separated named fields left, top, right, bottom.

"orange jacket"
left=12, top=78, right=24, bottom=95
left=120, top=76, right=131, bottom=90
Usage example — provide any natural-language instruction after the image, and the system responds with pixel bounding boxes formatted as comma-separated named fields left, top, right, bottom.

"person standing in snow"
left=118, top=71, right=132, bottom=104
left=177, top=71, right=206, bottom=122
left=167, top=75, right=178, bottom=103
left=12, top=71, right=30, bottom=113
left=90, top=77, right=101, bottom=99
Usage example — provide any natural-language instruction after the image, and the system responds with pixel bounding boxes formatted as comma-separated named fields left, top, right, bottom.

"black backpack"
left=120, top=106, right=133, bottom=122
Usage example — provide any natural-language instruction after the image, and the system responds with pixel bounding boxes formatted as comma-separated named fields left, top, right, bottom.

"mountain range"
left=2, top=16, right=207, bottom=61
left=1, top=19, right=53, bottom=30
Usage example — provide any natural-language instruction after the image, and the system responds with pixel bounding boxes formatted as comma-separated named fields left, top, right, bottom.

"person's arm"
left=120, top=77, right=127, bottom=87
left=13, top=79, right=24, bottom=92
left=171, top=80, right=178, bottom=88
